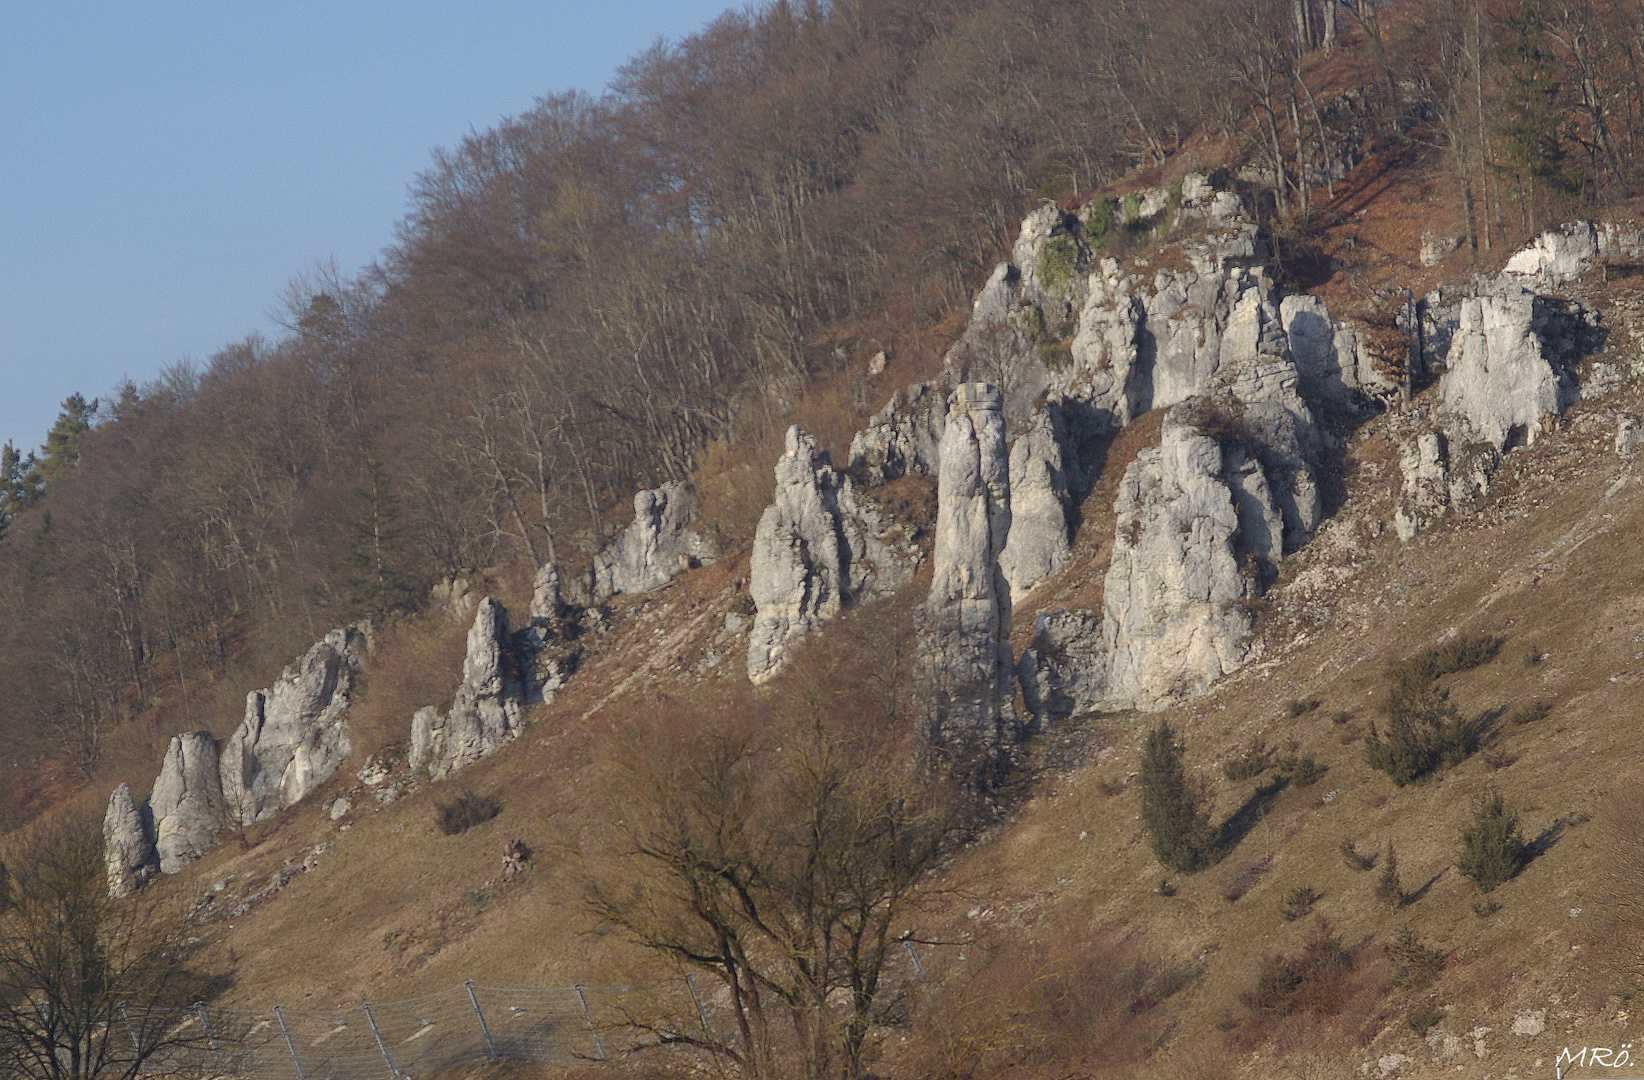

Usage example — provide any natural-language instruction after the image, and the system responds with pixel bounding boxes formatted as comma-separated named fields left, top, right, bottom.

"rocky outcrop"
left=1101, top=411, right=1261, bottom=711
left=1013, top=204, right=1089, bottom=319
left=916, top=384, right=1016, bottom=741
left=1056, top=238, right=1265, bottom=436
left=1618, top=417, right=1643, bottom=456
left=1280, top=295, right=1400, bottom=405
left=1503, top=220, right=1644, bottom=287
left=103, top=783, right=157, bottom=898
left=998, top=407, right=1074, bottom=601
left=1439, top=285, right=1578, bottom=450
left=150, top=732, right=226, bottom=875
left=101, top=627, right=368, bottom=892
left=221, top=627, right=365, bottom=827
left=1016, top=610, right=1105, bottom=728
left=411, top=598, right=527, bottom=780
left=590, top=481, right=715, bottom=602
left=747, top=427, right=920, bottom=682
left=514, top=562, right=578, bottom=704
left=848, top=381, right=949, bottom=484
left=530, top=562, right=564, bottom=624
left=1392, top=432, right=1500, bottom=541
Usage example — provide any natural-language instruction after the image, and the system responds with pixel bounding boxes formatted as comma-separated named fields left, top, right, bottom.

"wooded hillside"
left=4, top=0, right=1642, bottom=827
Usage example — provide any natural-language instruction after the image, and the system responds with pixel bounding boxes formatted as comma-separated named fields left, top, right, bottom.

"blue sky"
left=0, top=1, right=734, bottom=452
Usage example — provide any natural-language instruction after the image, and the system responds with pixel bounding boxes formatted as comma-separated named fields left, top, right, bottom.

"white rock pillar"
left=918, top=383, right=1016, bottom=745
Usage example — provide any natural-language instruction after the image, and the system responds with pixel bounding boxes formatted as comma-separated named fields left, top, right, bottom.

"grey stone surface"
left=103, top=782, right=157, bottom=898
left=591, top=481, right=715, bottom=601
left=1280, top=294, right=1391, bottom=405
left=1055, top=226, right=1274, bottom=438
left=1504, top=222, right=1600, bottom=286
left=150, top=731, right=226, bottom=875
left=220, top=627, right=365, bottom=827
left=848, top=381, right=949, bottom=484
left=530, top=562, right=564, bottom=623
left=415, top=598, right=527, bottom=780
left=1012, top=204, right=1088, bottom=318
left=916, top=384, right=1017, bottom=741
left=1393, top=432, right=1499, bottom=541
left=1619, top=417, right=1642, bottom=456
left=1100, top=410, right=1260, bottom=711
left=1016, top=610, right=1105, bottom=727
left=1439, top=285, right=1569, bottom=449
left=747, top=426, right=919, bottom=682
left=998, top=406, right=1073, bottom=602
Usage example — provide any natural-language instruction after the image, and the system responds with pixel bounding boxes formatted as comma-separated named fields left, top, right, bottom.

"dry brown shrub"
left=905, top=921, right=1179, bottom=1080
left=1234, top=922, right=1358, bottom=1051
left=434, top=786, right=502, bottom=835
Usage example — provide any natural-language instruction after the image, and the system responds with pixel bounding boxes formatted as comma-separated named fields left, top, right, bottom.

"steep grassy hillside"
left=110, top=215, right=1644, bottom=1080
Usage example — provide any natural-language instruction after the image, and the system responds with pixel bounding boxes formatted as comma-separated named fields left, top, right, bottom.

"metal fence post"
left=362, top=1004, right=399, bottom=1078
left=118, top=1003, right=141, bottom=1053
left=685, top=975, right=715, bottom=1041
left=273, top=1005, right=304, bottom=1080
left=902, top=940, right=926, bottom=980
left=464, top=981, right=498, bottom=1061
left=573, top=984, right=607, bottom=1060
left=193, top=1003, right=219, bottom=1056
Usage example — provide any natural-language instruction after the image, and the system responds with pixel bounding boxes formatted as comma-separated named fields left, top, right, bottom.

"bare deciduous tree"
left=574, top=625, right=972, bottom=1080
left=0, top=817, right=205, bottom=1080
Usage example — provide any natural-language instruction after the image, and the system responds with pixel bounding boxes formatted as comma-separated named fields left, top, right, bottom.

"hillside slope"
left=101, top=172, right=1644, bottom=1080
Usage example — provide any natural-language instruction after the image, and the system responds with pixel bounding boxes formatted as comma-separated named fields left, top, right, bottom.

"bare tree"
left=574, top=624, right=973, bottom=1080
left=0, top=816, right=206, bottom=1080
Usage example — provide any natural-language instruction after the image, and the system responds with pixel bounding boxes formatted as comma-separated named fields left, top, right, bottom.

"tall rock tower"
left=916, top=383, right=1016, bottom=752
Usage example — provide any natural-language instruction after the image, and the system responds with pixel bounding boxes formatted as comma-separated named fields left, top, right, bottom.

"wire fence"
left=130, top=944, right=935, bottom=1079
left=127, top=983, right=650, bottom=1078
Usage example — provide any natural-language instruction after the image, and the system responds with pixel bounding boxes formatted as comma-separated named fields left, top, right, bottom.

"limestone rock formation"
left=1054, top=224, right=1273, bottom=438
left=1618, top=417, right=1643, bottom=456
left=1013, top=204, right=1089, bottom=318
left=1504, top=222, right=1599, bottom=287
left=150, top=731, right=226, bottom=875
left=530, top=562, right=564, bottom=624
left=1100, top=411, right=1260, bottom=711
left=103, top=782, right=157, bottom=898
left=747, top=426, right=919, bottom=682
left=998, top=407, right=1074, bottom=601
left=1016, top=610, right=1105, bottom=727
left=1439, top=285, right=1576, bottom=449
left=591, top=481, right=715, bottom=601
left=1503, top=220, right=1644, bottom=287
left=916, top=384, right=1016, bottom=741
left=221, top=627, right=365, bottom=826
left=411, top=598, right=527, bottom=780
left=1280, top=295, right=1396, bottom=405
left=848, top=381, right=949, bottom=484
left=1393, top=432, right=1499, bottom=541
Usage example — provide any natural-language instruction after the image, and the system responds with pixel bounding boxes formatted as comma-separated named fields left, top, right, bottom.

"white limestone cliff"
left=221, top=626, right=365, bottom=826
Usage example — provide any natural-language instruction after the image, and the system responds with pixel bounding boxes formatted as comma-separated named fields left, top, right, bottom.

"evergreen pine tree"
left=1376, top=837, right=1404, bottom=908
left=37, top=393, right=97, bottom=485
left=1140, top=720, right=1215, bottom=873
left=0, top=441, right=42, bottom=539
left=1457, top=789, right=1529, bottom=893
left=1498, top=0, right=1581, bottom=212
left=346, top=457, right=414, bottom=617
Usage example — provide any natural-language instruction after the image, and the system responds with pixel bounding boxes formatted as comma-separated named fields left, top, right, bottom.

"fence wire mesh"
left=116, top=944, right=935, bottom=1079
left=123, top=983, right=624, bottom=1079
